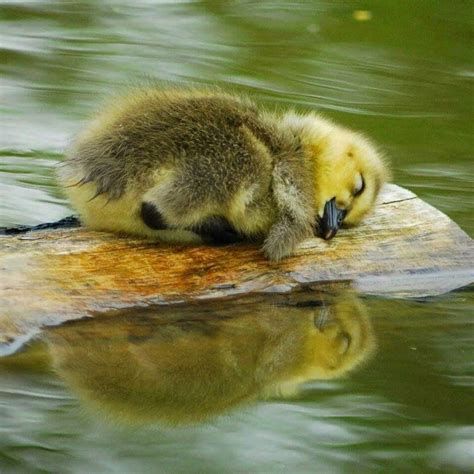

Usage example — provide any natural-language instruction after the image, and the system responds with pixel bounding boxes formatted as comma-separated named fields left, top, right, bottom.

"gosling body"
left=59, top=87, right=389, bottom=260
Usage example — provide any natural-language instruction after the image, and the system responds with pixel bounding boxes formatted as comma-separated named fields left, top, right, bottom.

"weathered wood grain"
left=1, top=184, right=473, bottom=354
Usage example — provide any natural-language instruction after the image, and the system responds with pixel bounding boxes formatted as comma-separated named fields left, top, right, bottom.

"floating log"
left=1, top=184, right=473, bottom=354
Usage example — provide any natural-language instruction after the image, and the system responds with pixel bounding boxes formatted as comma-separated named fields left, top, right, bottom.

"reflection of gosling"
left=59, top=87, right=390, bottom=260
left=47, top=293, right=375, bottom=425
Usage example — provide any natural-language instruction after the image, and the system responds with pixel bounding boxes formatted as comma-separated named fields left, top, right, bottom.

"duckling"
left=59, top=87, right=390, bottom=260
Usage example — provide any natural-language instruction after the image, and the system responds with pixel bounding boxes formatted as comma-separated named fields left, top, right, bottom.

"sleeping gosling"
left=59, top=87, right=390, bottom=260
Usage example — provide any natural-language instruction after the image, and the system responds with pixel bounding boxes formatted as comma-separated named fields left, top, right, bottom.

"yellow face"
left=311, top=130, right=390, bottom=239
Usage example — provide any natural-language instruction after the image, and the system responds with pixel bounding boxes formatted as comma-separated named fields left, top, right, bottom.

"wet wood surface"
left=1, top=184, right=473, bottom=353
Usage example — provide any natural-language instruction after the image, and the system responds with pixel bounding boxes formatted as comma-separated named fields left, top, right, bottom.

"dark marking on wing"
left=140, top=202, right=167, bottom=230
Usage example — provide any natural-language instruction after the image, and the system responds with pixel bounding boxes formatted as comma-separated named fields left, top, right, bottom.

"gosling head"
left=298, top=116, right=390, bottom=240
left=314, top=133, right=389, bottom=239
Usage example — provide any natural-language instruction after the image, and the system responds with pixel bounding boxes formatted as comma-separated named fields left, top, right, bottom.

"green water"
left=0, top=1, right=473, bottom=472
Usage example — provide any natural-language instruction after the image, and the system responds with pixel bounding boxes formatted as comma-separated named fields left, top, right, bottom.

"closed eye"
left=354, top=175, right=365, bottom=197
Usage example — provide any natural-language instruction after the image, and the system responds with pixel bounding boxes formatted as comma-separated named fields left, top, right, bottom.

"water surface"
left=0, top=1, right=473, bottom=472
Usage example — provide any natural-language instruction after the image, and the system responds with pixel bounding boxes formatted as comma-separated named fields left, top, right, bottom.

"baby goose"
left=59, top=87, right=389, bottom=260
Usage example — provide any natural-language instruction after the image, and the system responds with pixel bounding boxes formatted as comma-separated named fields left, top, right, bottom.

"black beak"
left=318, top=197, right=347, bottom=240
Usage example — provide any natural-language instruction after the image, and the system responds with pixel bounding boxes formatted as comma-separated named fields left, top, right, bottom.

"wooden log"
left=1, top=184, right=473, bottom=354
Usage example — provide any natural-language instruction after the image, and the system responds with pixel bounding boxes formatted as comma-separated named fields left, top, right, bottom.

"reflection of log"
left=1, top=184, right=473, bottom=352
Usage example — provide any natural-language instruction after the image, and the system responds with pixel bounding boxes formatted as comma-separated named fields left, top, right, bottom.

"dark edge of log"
left=0, top=216, right=81, bottom=236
